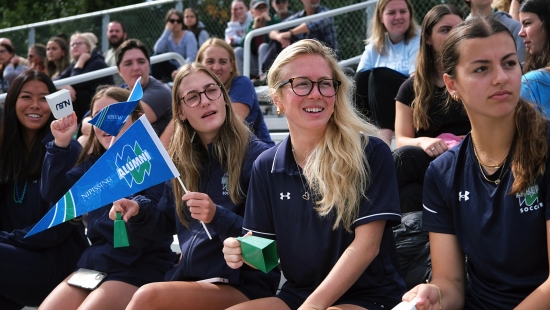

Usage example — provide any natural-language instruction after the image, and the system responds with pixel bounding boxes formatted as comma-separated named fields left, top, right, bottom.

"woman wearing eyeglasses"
left=56, top=32, right=114, bottom=122
left=223, top=39, right=406, bottom=310
left=152, top=9, right=198, bottom=83
left=0, top=42, right=27, bottom=93
left=111, top=62, right=278, bottom=310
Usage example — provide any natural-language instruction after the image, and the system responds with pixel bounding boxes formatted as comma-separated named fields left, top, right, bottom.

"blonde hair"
left=76, top=86, right=143, bottom=166
left=368, top=0, right=419, bottom=55
left=70, top=32, right=95, bottom=62
left=268, top=39, right=379, bottom=232
left=492, top=0, right=511, bottom=12
left=170, top=62, right=250, bottom=227
left=196, top=38, right=239, bottom=90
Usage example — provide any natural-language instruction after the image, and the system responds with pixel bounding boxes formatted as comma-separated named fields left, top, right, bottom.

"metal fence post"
left=176, top=0, right=184, bottom=11
left=102, top=14, right=110, bottom=53
left=28, top=28, right=35, bottom=48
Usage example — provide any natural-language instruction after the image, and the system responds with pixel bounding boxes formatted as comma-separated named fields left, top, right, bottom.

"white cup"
left=46, top=89, right=73, bottom=119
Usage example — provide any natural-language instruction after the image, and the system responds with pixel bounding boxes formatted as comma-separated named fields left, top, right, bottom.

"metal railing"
left=242, top=0, right=377, bottom=77
left=0, top=52, right=185, bottom=103
left=0, top=0, right=183, bottom=52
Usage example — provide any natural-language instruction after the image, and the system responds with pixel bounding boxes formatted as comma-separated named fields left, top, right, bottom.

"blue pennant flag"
left=88, top=77, right=143, bottom=136
left=26, top=115, right=179, bottom=237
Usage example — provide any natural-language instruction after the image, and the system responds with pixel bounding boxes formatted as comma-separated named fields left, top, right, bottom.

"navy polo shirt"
left=423, top=133, right=550, bottom=309
left=243, top=135, right=405, bottom=307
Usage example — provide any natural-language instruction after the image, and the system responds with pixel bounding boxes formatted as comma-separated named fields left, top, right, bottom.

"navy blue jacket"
left=41, top=141, right=175, bottom=272
left=55, top=49, right=115, bottom=120
left=56, top=48, right=114, bottom=93
left=1, top=136, right=86, bottom=251
left=131, top=136, right=279, bottom=298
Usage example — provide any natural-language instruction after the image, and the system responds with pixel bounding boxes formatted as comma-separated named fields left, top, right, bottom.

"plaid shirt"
left=285, top=5, right=338, bottom=53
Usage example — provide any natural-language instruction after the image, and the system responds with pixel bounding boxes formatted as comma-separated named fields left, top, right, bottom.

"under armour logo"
left=459, top=191, right=469, bottom=201
left=280, top=192, right=290, bottom=200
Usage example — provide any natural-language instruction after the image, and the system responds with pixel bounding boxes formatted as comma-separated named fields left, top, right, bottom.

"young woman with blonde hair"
left=223, top=39, right=405, bottom=310
left=354, top=0, right=420, bottom=144
left=55, top=32, right=114, bottom=122
left=112, top=62, right=278, bottom=310
left=197, top=38, right=274, bottom=146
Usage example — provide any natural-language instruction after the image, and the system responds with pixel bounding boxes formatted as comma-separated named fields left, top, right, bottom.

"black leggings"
left=393, top=145, right=434, bottom=213
left=354, top=67, right=408, bottom=130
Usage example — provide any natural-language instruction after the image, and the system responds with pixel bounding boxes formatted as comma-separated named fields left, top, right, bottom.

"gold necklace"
left=472, top=139, right=507, bottom=185
left=292, top=148, right=310, bottom=200
left=472, top=139, right=509, bottom=170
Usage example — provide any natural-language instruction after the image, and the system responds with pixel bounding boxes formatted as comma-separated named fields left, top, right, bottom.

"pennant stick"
left=177, top=176, right=212, bottom=240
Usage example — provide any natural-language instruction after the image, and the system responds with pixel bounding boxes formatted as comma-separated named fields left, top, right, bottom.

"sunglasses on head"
left=169, top=19, right=182, bottom=24
left=275, top=0, right=287, bottom=4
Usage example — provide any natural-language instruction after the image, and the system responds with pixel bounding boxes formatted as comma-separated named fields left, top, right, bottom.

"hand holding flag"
left=88, top=77, right=143, bottom=137
left=26, top=116, right=178, bottom=237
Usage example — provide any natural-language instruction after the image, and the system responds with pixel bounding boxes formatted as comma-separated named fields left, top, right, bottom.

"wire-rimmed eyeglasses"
left=278, top=77, right=341, bottom=97
left=179, top=83, right=222, bottom=108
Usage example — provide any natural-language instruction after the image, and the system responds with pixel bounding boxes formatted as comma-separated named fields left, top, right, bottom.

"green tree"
left=0, top=0, right=140, bottom=29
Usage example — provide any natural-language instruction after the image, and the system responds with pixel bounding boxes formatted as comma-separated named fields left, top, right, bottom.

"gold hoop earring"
left=276, top=106, right=283, bottom=116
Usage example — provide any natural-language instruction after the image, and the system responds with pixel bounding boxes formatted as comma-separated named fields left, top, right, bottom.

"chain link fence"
left=1, top=0, right=471, bottom=65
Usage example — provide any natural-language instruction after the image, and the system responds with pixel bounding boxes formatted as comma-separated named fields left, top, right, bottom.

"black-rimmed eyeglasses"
left=179, top=83, right=222, bottom=108
left=278, top=77, right=341, bottom=97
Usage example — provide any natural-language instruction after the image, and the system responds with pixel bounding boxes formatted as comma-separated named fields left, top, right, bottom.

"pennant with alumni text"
left=88, top=77, right=143, bottom=136
left=26, top=115, right=179, bottom=237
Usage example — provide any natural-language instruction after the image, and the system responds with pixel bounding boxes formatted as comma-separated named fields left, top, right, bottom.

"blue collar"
left=270, top=135, right=299, bottom=176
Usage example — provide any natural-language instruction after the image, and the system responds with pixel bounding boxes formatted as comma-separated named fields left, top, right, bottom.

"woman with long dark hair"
left=46, top=37, right=70, bottom=79
left=402, top=16, right=550, bottom=309
left=393, top=4, right=469, bottom=213
left=183, top=8, right=210, bottom=49
left=152, top=8, right=198, bottom=82
left=0, top=71, right=87, bottom=309
left=518, top=0, right=550, bottom=113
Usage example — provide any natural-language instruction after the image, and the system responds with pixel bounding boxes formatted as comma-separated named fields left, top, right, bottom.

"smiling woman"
left=0, top=70, right=88, bottom=309
left=354, top=0, right=420, bottom=144
left=223, top=39, right=406, bottom=310
left=197, top=38, right=275, bottom=146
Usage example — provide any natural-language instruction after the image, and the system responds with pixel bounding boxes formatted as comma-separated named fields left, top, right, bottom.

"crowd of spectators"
left=1, top=0, right=550, bottom=309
